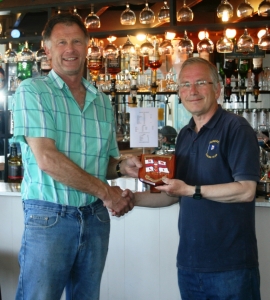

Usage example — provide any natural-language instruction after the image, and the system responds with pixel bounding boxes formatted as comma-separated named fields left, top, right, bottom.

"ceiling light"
left=11, top=29, right=21, bottom=39
left=198, top=31, right=209, bottom=40
left=107, top=36, right=117, bottom=43
left=136, top=33, right=147, bottom=42
left=258, top=26, right=270, bottom=50
left=165, top=32, right=176, bottom=40
left=225, top=28, right=236, bottom=39
left=217, top=0, right=233, bottom=22
left=257, top=29, right=266, bottom=39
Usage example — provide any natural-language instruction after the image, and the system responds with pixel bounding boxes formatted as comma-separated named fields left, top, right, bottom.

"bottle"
left=148, top=37, right=162, bottom=71
left=8, top=143, right=23, bottom=183
left=139, top=55, right=149, bottom=73
left=35, top=41, right=46, bottom=74
left=216, top=62, right=225, bottom=84
left=251, top=57, right=263, bottom=88
left=17, top=41, right=34, bottom=82
left=4, top=43, right=17, bottom=63
left=232, top=58, right=239, bottom=90
left=40, top=56, right=51, bottom=75
left=238, top=58, right=250, bottom=84
left=107, top=55, right=121, bottom=78
left=223, top=58, right=236, bottom=86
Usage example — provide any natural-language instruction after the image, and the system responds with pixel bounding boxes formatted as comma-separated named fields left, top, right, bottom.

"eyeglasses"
left=179, top=80, right=213, bottom=90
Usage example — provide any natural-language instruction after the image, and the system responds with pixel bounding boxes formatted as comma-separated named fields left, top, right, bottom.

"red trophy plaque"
left=139, top=154, right=175, bottom=193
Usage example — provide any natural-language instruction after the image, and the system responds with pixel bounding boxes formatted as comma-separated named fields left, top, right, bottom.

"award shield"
left=139, top=153, right=175, bottom=192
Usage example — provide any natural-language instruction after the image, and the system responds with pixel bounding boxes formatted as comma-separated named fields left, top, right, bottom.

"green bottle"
left=17, top=41, right=33, bottom=81
left=238, top=58, right=250, bottom=87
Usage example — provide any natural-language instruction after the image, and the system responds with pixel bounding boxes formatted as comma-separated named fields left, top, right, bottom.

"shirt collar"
left=187, top=105, right=223, bottom=131
left=48, top=69, right=98, bottom=95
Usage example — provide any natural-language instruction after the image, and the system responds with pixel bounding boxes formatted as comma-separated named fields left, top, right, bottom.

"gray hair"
left=179, top=57, right=220, bottom=91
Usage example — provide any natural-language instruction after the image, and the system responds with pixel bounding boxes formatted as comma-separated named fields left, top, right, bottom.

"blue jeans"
left=16, top=199, right=110, bottom=300
left=178, top=267, right=261, bottom=300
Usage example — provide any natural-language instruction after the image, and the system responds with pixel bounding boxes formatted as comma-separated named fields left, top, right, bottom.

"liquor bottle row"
left=87, top=37, right=178, bottom=95
left=217, top=56, right=267, bottom=102
left=2, top=41, right=52, bottom=92
left=219, top=57, right=263, bottom=86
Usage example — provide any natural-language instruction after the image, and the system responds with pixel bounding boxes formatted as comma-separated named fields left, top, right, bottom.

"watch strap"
left=193, top=185, right=202, bottom=200
left=116, top=160, right=123, bottom=177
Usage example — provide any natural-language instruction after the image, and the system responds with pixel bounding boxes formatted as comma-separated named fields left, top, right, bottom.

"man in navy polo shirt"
left=134, top=57, right=261, bottom=299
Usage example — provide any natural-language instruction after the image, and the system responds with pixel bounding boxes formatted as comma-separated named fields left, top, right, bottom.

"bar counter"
left=0, top=181, right=269, bottom=300
left=1, top=180, right=269, bottom=207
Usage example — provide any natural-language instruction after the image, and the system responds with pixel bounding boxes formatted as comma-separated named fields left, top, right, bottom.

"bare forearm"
left=38, top=149, right=109, bottom=200
left=134, top=191, right=178, bottom=208
left=197, top=181, right=257, bottom=203
left=157, top=179, right=257, bottom=203
left=25, top=136, right=142, bottom=216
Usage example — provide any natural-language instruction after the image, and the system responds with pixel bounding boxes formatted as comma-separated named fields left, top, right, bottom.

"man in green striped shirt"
left=13, top=13, right=141, bottom=300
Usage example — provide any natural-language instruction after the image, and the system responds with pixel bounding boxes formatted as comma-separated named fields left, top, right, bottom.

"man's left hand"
left=120, top=156, right=142, bottom=178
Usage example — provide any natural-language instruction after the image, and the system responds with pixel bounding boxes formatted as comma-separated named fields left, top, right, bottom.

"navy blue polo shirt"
left=175, top=105, right=260, bottom=272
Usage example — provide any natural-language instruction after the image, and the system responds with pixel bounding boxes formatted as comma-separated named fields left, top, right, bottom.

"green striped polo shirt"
left=13, top=70, right=119, bottom=206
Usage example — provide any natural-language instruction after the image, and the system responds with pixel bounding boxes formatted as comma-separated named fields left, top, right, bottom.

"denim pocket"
left=25, top=211, right=59, bottom=228
left=95, top=204, right=110, bottom=223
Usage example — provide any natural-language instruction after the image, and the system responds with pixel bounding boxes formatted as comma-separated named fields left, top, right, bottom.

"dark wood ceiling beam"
left=169, top=0, right=177, bottom=26
left=0, top=0, right=107, bottom=11
left=96, top=6, right=110, bottom=17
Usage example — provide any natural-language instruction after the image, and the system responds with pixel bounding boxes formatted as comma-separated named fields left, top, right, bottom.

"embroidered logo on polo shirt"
left=206, top=140, right=219, bottom=158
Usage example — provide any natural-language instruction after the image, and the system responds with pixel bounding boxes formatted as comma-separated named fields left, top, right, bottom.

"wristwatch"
left=116, top=160, right=123, bottom=177
left=193, top=185, right=202, bottom=200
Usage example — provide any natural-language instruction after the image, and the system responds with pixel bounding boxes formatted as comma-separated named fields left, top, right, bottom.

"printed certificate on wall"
left=129, top=107, right=158, bottom=148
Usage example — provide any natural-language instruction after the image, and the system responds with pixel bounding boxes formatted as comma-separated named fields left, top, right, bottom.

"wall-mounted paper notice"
left=130, top=107, right=158, bottom=148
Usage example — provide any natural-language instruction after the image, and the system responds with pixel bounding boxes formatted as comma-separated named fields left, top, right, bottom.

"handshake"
left=101, top=154, right=178, bottom=217
left=102, top=185, right=135, bottom=217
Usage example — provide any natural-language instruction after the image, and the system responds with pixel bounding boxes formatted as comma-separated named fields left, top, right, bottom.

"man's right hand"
left=102, top=186, right=134, bottom=217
